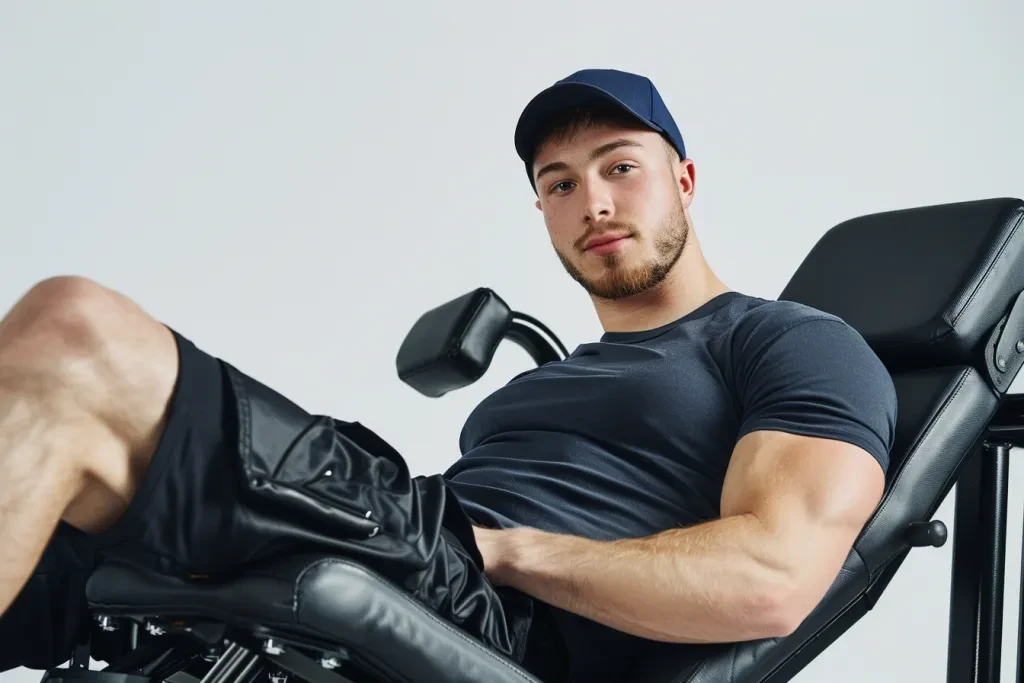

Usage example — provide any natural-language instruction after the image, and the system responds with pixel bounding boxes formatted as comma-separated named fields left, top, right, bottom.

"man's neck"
left=592, top=249, right=732, bottom=335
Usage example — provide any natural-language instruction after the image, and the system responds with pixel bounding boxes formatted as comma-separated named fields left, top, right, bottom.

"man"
left=0, top=68, right=896, bottom=683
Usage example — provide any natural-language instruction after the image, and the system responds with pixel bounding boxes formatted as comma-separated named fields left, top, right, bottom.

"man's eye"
left=611, top=164, right=635, bottom=174
left=552, top=181, right=575, bottom=193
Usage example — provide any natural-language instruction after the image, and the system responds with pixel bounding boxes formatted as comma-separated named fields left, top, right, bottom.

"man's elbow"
left=760, top=597, right=809, bottom=640
left=748, top=578, right=817, bottom=640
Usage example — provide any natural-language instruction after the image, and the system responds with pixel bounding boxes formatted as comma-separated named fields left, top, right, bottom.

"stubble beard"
left=555, top=196, right=690, bottom=301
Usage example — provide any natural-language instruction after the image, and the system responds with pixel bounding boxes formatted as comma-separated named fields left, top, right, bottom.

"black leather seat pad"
left=87, top=554, right=543, bottom=683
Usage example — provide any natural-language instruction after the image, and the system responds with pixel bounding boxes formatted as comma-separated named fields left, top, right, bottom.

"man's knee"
left=1, top=275, right=178, bottom=424
left=3, top=275, right=121, bottom=354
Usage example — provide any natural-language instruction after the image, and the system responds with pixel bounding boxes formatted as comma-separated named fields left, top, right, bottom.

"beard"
left=555, top=196, right=690, bottom=301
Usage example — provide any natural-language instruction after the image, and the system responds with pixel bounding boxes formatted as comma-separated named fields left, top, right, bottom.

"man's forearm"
left=492, top=515, right=807, bottom=644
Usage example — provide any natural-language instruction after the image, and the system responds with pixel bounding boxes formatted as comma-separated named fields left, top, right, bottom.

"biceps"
left=722, top=430, right=885, bottom=565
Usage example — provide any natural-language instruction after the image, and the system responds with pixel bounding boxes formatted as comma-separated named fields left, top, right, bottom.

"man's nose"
left=581, top=182, right=614, bottom=224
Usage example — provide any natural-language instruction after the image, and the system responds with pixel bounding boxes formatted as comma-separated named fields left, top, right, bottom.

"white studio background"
left=1, top=1, right=1022, bottom=681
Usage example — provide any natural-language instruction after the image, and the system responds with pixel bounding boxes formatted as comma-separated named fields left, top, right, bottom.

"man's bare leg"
left=0, top=275, right=179, bottom=616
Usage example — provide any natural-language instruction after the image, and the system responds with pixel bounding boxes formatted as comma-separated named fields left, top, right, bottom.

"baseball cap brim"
left=513, top=81, right=667, bottom=169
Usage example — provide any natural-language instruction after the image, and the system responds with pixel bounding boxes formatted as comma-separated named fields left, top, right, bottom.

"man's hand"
left=467, top=430, right=885, bottom=645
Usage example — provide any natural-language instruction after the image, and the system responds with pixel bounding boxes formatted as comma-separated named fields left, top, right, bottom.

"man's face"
left=532, top=123, right=693, bottom=300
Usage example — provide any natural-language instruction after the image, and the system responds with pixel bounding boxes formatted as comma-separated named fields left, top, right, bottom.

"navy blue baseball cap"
left=514, top=68, right=687, bottom=189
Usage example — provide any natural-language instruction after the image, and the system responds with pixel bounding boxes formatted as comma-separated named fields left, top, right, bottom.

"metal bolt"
left=1016, top=340, right=1023, bottom=353
left=262, top=639, right=285, bottom=656
left=998, top=357, right=1007, bottom=371
left=320, top=657, right=341, bottom=670
left=95, top=616, right=118, bottom=632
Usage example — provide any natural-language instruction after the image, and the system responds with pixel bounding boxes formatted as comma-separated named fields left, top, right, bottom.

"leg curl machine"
left=40, top=197, right=1024, bottom=683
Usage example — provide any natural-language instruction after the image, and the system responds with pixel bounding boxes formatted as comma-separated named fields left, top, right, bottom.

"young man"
left=0, top=69, right=897, bottom=683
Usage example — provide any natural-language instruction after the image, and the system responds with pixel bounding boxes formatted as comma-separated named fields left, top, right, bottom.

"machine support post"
left=948, top=440, right=1011, bottom=683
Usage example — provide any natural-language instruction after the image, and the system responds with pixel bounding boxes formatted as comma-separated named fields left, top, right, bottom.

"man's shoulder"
left=723, top=296, right=857, bottom=358
left=722, top=297, right=898, bottom=472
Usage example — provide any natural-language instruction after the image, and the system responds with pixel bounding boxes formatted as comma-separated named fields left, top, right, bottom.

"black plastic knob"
left=906, top=520, right=947, bottom=548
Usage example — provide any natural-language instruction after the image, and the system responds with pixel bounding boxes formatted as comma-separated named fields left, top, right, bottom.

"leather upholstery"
left=85, top=198, right=1024, bottom=683
left=396, top=288, right=513, bottom=397
left=87, top=554, right=543, bottom=683
left=781, top=197, right=1024, bottom=370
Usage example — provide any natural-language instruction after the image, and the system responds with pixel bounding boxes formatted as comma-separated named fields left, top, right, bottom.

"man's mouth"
left=583, top=234, right=632, bottom=254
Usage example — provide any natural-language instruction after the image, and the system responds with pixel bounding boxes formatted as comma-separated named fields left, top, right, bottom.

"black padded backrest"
left=782, top=197, right=1024, bottom=371
left=633, top=197, right=1024, bottom=683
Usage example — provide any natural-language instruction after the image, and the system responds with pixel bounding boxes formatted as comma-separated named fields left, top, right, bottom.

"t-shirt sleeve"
left=731, top=311, right=898, bottom=472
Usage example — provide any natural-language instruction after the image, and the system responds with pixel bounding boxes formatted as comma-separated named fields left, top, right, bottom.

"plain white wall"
left=1, top=1, right=1022, bottom=681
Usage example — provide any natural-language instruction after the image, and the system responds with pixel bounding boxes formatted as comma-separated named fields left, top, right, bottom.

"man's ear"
left=535, top=199, right=542, bottom=211
left=677, top=158, right=696, bottom=205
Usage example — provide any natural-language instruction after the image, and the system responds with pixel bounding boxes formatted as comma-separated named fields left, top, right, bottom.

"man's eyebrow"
left=534, top=138, right=645, bottom=184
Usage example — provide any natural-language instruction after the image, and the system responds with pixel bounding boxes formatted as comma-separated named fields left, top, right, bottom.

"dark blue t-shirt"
left=443, top=291, right=897, bottom=681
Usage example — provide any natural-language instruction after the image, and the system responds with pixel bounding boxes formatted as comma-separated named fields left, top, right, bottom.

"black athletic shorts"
left=0, top=328, right=569, bottom=676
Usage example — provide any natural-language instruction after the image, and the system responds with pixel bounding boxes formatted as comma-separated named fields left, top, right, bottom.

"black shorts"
left=83, top=329, right=251, bottom=575
left=83, top=328, right=468, bottom=574
left=66, top=328, right=547, bottom=666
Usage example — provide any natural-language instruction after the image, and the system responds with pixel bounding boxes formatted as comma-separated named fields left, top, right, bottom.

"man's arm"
left=475, top=429, right=885, bottom=644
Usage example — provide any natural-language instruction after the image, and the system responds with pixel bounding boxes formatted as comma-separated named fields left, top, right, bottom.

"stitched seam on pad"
left=294, top=557, right=336, bottom=622
left=950, top=206, right=1024, bottom=331
left=298, top=558, right=537, bottom=683
left=874, top=205, right=1024, bottom=353
left=683, top=657, right=710, bottom=682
